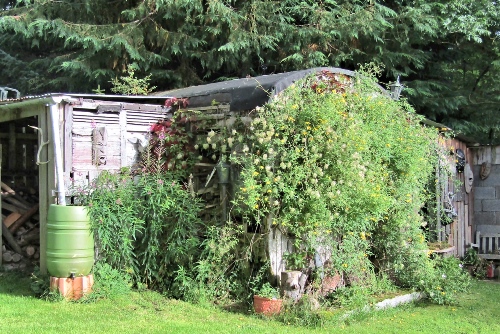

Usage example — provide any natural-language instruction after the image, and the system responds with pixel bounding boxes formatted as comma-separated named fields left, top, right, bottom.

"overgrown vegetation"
left=83, top=168, right=204, bottom=296
left=197, top=67, right=471, bottom=305
left=67, top=69, right=470, bottom=314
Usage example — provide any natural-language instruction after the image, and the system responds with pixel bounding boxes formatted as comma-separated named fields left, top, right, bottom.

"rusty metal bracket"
left=28, top=125, right=50, bottom=165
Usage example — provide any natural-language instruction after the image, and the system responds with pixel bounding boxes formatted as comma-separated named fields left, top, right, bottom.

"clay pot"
left=253, top=295, right=282, bottom=316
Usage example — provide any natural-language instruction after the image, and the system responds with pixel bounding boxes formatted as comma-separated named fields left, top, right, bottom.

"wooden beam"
left=0, top=133, right=38, bottom=140
left=0, top=108, right=41, bottom=123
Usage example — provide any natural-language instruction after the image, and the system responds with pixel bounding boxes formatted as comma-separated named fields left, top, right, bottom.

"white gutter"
left=48, top=103, right=66, bottom=205
left=0, top=94, right=67, bottom=111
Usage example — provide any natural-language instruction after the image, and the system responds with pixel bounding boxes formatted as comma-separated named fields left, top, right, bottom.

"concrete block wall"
left=472, top=148, right=500, bottom=234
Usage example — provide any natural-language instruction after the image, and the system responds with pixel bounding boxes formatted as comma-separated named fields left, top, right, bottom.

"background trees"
left=1, top=0, right=499, bottom=142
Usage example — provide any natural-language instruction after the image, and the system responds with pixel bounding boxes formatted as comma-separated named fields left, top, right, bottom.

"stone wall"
left=472, top=146, right=500, bottom=234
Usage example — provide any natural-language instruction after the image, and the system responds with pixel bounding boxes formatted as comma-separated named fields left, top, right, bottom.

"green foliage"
left=255, top=282, right=280, bottom=299
left=110, top=64, right=156, bottom=95
left=91, top=84, right=105, bottom=95
left=416, top=257, right=471, bottom=305
left=84, top=169, right=143, bottom=273
left=83, top=166, right=203, bottom=294
left=462, top=248, right=488, bottom=278
left=276, top=296, right=324, bottom=328
left=78, top=262, right=132, bottom=303
left=134, top=172, right=203, bottom=292
left=283, top=251, right=309, bottom=271
left=30, top=267, right=64, bottom=302
left=174, top=223, right=245, bottom=304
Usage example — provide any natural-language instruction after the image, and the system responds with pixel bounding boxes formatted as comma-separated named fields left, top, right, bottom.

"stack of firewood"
left=1, top=182, right=39, bottom=269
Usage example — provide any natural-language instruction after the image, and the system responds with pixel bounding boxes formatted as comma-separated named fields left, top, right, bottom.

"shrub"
left=417, top=256, right=471, bottom=304
left=78, top=262, right=132, bottom=303
left=84, top=168, right=203, bottom=295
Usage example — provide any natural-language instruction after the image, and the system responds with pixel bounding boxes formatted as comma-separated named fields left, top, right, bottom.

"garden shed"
left=153, top=69, right=478, bottom=274
left=0, top=67, right=478, bottom=277
left=0, top=93, right=232, bottom=272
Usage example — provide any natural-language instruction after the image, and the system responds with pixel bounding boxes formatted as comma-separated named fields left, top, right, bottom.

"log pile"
left=1, top=182, right=39, bottom=269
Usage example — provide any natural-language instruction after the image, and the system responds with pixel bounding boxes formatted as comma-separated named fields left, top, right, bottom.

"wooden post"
left=8, top=123, right=16, bottom=172
left=39, top=107, right=51, bottom=274
left=436, top=161, right=442, bottom=242
left=220, top=184, right=227, bottom=224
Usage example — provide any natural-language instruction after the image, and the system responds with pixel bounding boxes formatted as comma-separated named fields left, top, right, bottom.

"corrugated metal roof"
left=151, top=67, right=356, bottom=110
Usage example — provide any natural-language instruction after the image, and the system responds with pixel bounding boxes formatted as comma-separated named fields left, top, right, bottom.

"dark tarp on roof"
left=152, top=67, right=355, bottom=111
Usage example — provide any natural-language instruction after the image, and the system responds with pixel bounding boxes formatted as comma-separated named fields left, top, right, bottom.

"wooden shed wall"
left=440, top=137, right=474, bottom=257
left=64, top=100, right=171, bottom=189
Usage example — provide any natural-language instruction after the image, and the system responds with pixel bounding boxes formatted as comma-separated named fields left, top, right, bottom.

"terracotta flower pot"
left=253, top=295, right=282, bottom=316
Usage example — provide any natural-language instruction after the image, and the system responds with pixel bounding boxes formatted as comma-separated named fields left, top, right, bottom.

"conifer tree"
left=0, top=0, right=499, bottom=142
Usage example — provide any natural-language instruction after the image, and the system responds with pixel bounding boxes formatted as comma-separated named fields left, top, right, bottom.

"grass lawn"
left=1, top=270, right=499, bottom=334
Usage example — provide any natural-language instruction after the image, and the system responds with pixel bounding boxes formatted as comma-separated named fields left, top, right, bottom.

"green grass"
left=1, top=271, right=500, bottom=333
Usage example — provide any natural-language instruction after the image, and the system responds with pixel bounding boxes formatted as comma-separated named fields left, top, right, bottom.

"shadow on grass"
left=220, top=301, right=253, bottom=315
left=0, top=268, right=37, bottom=297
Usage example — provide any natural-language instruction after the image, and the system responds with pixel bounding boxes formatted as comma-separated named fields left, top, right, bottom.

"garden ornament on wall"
left=464, top=163, right=473, bottom=194
left=455, top=149, right=465, bottom=173
left=480, top=161, right=491, bottom=180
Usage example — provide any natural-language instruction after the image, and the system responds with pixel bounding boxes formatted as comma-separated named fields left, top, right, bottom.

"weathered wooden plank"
left=125, top=111, right=167, bottom=118
left=73, top=141, right=121, bottom=153
left=472, top=146, right=491, bottom=165
left=121, top=103, right=166, bottom=112
left=467, top=225, right=472, bottom=246
left=459, top=203, right=465, bottom=257
left=494, top=146, right=500, bottom=164
left=72, top=110, right=120, bottom=124
left=464, top=205, right=470, bottom=246
left=72, top=126, right=121, bottom=137
left=479, top=254, right=500, bottom=260
left=127, top=124, right=156, bottom=132
left=0, top=108, right=41, bottom=123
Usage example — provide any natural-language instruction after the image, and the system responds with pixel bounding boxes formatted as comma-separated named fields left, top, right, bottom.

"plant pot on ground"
left=253, top=282, right=282, bottom=316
